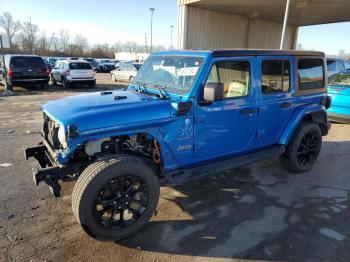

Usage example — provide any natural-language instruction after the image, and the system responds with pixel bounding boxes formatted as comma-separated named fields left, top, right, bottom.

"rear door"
left=69, top=62, right=93, bottom=79
left=256, top=56, right=295, bottom=147
left=10, top=56, right=47, bottom=80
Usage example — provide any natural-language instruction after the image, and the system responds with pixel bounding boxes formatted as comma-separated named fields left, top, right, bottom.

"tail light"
left=7, top=68, right=13, bottom=78
left=65, top=70, right=70, bottom=76
left=45, top=67, right=50, bottom=76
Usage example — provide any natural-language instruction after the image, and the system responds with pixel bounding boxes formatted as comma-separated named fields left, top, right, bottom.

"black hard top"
left=210, top=49, right=324, bottom=57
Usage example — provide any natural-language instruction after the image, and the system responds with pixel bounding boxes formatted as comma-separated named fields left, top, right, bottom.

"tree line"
left=0, top=12, right=167, bottom=58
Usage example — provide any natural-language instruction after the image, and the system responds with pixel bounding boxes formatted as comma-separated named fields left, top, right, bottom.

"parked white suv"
left=50, top=60, right=96, bottom=88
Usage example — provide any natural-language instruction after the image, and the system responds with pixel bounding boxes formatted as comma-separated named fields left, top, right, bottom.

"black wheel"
left=39, top=81, right=49, bottom=89
left=280, top=121, right=322, bottom=173
left=50, top=74, right=57, bottom=85
left=62, top=77, right=70, bottom=88
left=129, top=76, right=134, bottom=83
left=72, top=155, right=160, bottom=241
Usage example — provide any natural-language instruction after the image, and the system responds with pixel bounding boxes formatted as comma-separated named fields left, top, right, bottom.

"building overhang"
left=178, top=0, right=350, bottom=26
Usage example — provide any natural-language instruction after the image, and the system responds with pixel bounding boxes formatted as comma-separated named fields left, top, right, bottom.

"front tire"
left=280, top=121, right=322, bottom=173
left=72, top=155, right=160, bottom=241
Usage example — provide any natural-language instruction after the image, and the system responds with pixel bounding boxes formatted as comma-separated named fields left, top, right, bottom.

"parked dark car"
left=0, top=55, right=50, bottom=88
left=82, top=58, right=98, bottom=71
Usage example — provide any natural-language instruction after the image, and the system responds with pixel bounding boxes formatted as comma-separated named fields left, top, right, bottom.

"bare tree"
left=58, top=29, right=70, bottom=54
left=0, top=12, right=21, bottom=48
left=21, top=18, right=39, bottom=54
left=73, top=34, right=88, bottom=56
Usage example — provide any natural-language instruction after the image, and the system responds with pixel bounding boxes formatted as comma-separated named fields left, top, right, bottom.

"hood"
left=42, top=90, right=175, bottom=133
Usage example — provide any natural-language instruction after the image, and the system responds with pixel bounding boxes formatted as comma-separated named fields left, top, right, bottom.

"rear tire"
left=72, top=155, right=160, bottom=241
left=280, top=121, right=322, bottom=173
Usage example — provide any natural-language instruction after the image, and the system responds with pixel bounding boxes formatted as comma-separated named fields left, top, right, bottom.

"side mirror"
left=203, top=83, right=224, bottom=102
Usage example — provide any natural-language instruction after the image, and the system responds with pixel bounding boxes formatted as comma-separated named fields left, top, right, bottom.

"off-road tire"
left=280, top=121, right=322, bottom=173
left=72, top=155, right=160, bottom=241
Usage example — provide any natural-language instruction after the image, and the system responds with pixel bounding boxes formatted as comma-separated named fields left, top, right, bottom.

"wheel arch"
left=279, top=105, right=329, bottom=145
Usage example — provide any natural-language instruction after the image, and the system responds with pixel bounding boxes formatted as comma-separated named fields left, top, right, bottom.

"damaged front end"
left=24, top=113, right=81, bottom=197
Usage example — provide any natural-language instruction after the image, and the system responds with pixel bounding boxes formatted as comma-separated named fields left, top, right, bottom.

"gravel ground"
left=1, top=75, right=350, bottom=261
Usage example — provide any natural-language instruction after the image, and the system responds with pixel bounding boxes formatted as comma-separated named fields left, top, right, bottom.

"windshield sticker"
left=178, top=67, right=199, bottom=76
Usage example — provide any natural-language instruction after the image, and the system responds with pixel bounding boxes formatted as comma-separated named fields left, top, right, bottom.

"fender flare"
left=279, top=104, right=328, bottom=145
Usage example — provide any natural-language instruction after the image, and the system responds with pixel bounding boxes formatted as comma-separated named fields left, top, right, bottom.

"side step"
left=166, top=146, right=285, bottom=185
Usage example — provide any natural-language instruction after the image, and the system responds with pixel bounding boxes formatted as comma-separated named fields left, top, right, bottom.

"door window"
left=206, top=61, right=250, bottom=99
left=262, top=60, right=290, bottom=93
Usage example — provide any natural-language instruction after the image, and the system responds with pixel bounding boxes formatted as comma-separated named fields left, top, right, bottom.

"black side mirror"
left=203, top=82, right=224, bottom=102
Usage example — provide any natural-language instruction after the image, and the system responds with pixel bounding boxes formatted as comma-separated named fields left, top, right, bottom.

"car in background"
left=82, top=58, right=98, bottom=71
left=327, top=58, right=350, bottom=78
left=327, top=71, right=350, bottom=123
left=110, top=62, right=139, bottom=82
left=0, top=54, right=49, bottom=88
left=45, top=57, right=59, bottom=70
left=50, top=60, right=95, bottom=88
left=96, top=59, right=116, bottom=72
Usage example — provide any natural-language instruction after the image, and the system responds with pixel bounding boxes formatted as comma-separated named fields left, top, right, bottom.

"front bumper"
left=24, top=142, right=77, bottom=197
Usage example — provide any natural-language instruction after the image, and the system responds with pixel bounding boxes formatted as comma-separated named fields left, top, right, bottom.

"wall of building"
left=178, top=6, right=298, bottom=50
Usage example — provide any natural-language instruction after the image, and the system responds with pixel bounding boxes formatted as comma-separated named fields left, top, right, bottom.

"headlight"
left=58, top=125, right=67, bottom=148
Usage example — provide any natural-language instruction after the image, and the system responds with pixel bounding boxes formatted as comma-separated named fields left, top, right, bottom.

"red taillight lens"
left=65, top=70, right=70, bottom=76
left=7, top=68, right=13, bottom=78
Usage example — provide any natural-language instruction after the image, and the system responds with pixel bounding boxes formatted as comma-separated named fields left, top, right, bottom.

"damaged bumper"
left=24, top=141, right=76, bottom=197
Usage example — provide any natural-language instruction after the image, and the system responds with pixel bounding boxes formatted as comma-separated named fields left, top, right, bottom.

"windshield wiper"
left=134, top=81, right=170, bottom=99
left=144, top=83, right=170, bottom=99
left=134, top=81, right=149, bottom=94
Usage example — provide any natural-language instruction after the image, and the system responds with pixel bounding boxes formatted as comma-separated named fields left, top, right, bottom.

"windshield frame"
left=132, top=54, right=207, bottom=97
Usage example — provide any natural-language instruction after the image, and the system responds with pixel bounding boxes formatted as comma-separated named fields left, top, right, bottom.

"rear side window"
left=262, top=60, right=290, bottom=93
left=298, top=59, right=324, bottom=90
left=69, top=63, right=92, bottom=70
left=11, top=57, right=46, bottom=68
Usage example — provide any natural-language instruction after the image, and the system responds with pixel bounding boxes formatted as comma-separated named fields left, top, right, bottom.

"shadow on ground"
left=116, top=140, right=350, bottom=261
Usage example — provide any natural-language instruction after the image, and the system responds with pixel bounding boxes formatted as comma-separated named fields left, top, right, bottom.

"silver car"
left=110, top=63, right=139, bottom=82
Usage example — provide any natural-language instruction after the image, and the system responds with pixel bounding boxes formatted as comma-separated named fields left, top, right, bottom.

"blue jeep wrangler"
left=24, top=49, right=331, bottom=241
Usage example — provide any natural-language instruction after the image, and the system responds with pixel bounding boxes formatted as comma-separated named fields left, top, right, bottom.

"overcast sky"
left=2, top=0, right=350, bottom=55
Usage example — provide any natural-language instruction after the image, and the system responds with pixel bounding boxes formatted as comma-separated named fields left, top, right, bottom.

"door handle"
left=239, top=108, right=254, bottom=115
left=279, top=102, right=292, bottom=109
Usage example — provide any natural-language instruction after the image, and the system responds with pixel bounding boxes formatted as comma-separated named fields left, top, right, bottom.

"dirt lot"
left=1, top=74, right=350, bottom=261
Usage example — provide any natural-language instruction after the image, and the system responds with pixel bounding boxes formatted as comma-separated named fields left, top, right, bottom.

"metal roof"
left=178, top=0, right=350, bottom=26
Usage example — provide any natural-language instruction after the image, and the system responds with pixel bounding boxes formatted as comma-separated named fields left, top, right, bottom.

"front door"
left=256, top=56, right=295, bottom=147
left=194, top=57, right=257, bottom=161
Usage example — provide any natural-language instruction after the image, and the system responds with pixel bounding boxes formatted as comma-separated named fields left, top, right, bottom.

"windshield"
left=329, top=74, right=350, bottom=86
left=134, top=55, right=204, bottom=95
